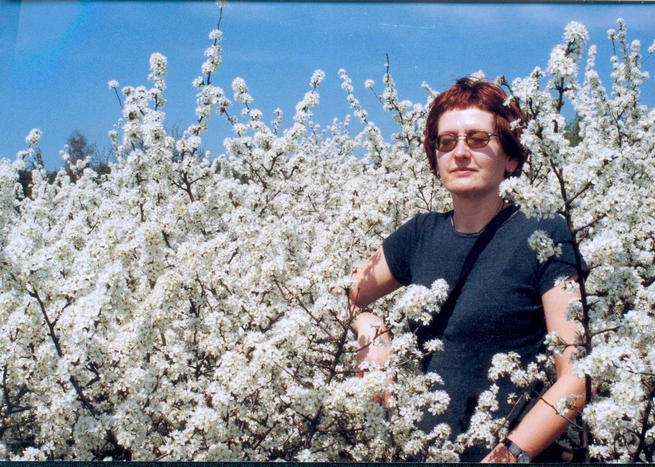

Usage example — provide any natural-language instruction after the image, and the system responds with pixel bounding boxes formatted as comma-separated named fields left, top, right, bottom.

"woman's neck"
left=451, top=195, right=505, bottom=234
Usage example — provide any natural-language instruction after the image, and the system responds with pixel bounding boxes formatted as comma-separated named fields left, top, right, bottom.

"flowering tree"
left=1, top=4, right=654, bottom=461
left=502, top=20, right=655, bottom=462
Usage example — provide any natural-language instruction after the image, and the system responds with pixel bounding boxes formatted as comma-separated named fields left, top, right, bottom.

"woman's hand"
left=354, top=312, right=392, bottom=408
left=481, top=443, right=516, bottom=463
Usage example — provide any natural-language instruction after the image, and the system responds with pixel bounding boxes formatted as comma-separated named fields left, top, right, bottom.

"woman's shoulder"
left=404, top=210, right=452, bottom=231
left=388, top=210, right=451, bottom=243
left=509, top=209, right=568, bottom=229
left=411, top=209, right=452, bottom=223
left=508, top=210, right=572, bottom=241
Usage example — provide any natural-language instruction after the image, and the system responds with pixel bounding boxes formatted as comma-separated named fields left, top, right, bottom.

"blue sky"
left=1, top=1, right=654, bottom=170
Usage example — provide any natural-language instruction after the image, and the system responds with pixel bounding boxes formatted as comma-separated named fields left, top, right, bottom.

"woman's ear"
left=505, top=157, right=519, bottom=175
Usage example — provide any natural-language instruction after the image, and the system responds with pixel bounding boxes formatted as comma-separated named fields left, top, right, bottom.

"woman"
left=349, top=77, right=586, bottom=462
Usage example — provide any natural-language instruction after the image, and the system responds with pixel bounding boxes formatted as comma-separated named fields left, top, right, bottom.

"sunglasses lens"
left=466, top=131, right=490, bottom=148
left=437, top=136, right=457, bottom=151
left=435, top=131, right=493, bottom=151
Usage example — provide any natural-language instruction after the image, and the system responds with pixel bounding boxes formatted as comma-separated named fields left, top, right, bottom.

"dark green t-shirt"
left=383, top=209, right=580, bottom=460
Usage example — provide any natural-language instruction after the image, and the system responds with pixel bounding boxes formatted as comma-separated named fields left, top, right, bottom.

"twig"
left=273, top=279, right=335, bottom=341
left=28, top=284, right=98, bottom=417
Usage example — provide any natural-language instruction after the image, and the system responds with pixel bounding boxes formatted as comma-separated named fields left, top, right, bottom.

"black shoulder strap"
left=416, top=204, right=519, bottom=357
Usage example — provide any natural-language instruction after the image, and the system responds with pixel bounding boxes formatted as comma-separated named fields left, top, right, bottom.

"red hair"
left=423, top=77, right=527, bottom=176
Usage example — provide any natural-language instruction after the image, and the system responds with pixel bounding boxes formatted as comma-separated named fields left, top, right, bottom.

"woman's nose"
left=452, top=137, right=470, bottom=158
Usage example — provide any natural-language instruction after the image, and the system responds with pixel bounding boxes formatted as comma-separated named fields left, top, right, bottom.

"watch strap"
left=502, top=438, right=531, bottom=463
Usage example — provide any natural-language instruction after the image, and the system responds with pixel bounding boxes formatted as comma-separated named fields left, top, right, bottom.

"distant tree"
left=63, top=130, right=115, bottom=179
left=90, top=145, right=113, bottom=176
left=563, top=115, right=582, bottom=147
left=66, top=130, right=97, bottom=165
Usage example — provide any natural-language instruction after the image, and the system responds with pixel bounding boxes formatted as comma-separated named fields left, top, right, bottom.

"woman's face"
left=435, top=107, right=517, bottom=199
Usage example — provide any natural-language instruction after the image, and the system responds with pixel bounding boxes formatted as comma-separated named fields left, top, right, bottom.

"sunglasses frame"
left=433, top=130, right=499, bottom=152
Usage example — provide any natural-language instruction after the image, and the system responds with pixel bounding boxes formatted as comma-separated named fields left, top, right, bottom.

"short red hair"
left=423, top=77, right=527, bottom=177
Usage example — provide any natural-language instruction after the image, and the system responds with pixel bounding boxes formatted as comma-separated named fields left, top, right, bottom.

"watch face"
left=517, top=452, right=531, bottom=463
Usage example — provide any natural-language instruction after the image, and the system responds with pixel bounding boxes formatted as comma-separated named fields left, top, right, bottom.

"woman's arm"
left=349, top=247, right=402, bottom=310
left=349, top=248, right=401, bottom=404
left=482, top=279, right=586, bottom=463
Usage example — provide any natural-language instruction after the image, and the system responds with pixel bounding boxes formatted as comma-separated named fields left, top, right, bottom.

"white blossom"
left=25, top=128, right=42, bottom=146
left=2, top=10, right=654, bottom=463
left=149, top=52, right=167, bottom=76
left=232, top=77, right=252, bottom=104
left=309, top=69, right=325, bottom=88
left=528, top=229, right=563, bottom=263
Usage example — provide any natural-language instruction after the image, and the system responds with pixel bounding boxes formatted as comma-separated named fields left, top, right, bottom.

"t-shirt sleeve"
left=536, top=215, right=587, bottom=295
left=382, top=215, right=421, bottom=286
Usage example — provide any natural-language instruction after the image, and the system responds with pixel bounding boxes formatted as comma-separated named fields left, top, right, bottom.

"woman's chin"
left=443, top=179, right=479, bottom=194
left=444, top=182, right=498, bottom=200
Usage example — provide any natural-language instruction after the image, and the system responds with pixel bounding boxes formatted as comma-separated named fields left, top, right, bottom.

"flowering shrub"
left=1, top=5, right=654, bottom=462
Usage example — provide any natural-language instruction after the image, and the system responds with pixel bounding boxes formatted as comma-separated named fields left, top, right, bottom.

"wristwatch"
left=502, top=438, right=532, bottom=463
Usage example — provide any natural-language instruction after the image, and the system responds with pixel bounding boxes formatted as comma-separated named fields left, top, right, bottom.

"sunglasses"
left=433, top=130, right=499, bottom=152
